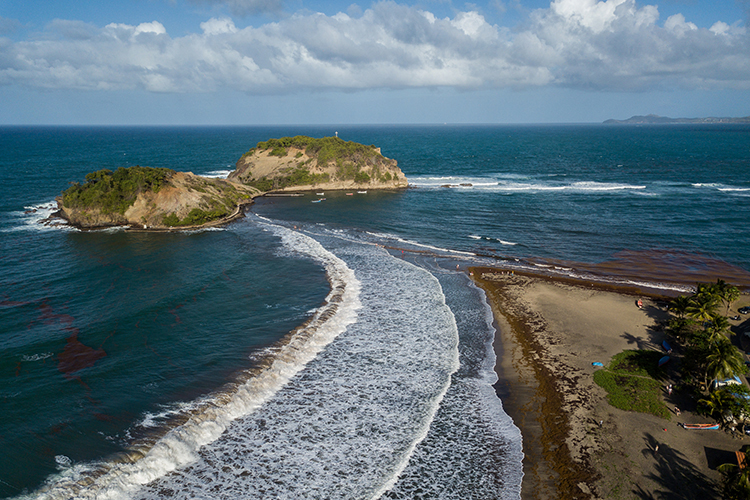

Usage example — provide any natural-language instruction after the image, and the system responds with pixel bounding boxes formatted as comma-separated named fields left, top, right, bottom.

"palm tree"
left=669, top=295, right=691, bottom=318
left=718, top=453, right=750, bottom=500
left=686, top=293, right=719, bottom=323
left=706, top=313, right=732, bottom=343
left=714, top=279, right=741, bottom=316
left=705, top=337, right=747, bottom=387
left=697, top=388, right=736, bottom=419
left=696, top=281, right=720, bottom=300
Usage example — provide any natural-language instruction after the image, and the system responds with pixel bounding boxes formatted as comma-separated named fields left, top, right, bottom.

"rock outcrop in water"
left=58, top=167, right=259, bottom=230
left=57, top=136, right=408, bottom=230
left=229, top=136, right=408, bottom=192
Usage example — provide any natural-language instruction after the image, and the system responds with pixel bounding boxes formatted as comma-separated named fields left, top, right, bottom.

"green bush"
left=162, top=213, right=180, bottom=226
left=593, top=350, right=672, bottom=419
left=162, top=208, right=229, bottom=227
left=63, top=166, right=174, bottom=214
left=247, top=169, right=330, bottom=191
left=252, top=135, right=384, bottom=173
left=354, top=171, right=371, bottom=184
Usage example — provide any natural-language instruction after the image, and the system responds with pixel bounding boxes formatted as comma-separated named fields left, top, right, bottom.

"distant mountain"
left=603, top=114, right=750, bottom=124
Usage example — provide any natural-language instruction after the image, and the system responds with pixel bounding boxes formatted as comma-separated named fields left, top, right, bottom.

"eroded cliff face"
left=59, top=172, right=259, bottom=229
left=229, top=145, right=408, bottom=192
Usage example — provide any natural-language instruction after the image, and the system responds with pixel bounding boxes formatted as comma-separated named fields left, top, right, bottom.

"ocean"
left=1, top=124, right=749, bottom=499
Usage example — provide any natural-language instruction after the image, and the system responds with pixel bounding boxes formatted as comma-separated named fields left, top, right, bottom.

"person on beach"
left=637, top=299, right=643, bottom=308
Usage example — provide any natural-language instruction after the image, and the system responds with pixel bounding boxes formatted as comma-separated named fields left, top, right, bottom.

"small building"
left=710, top=375, right=743, bottom=392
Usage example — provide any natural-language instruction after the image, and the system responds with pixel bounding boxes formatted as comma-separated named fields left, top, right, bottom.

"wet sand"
left=472, top=267, right=750, bottom=500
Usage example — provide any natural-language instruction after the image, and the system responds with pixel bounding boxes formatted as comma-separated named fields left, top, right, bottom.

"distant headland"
left=55, top=136, right=408, bottom=230
left=604, top=114, right=750, bottom=125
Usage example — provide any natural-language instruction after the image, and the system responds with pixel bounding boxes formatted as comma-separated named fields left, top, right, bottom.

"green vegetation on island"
left=246, top=166, right=331, bottom=192
left=162, top=208, right=230, bottom=227
left=245, top=135, right=383, bottom=167
left=62, top=166, right=174, bottom=215
left=59, top=165, right=257, bottom=229
left=237, top=135, right=401, bottom=191
left=58, top=136, right=404, bottom=229
left=161, top=180, right=253, bottom=227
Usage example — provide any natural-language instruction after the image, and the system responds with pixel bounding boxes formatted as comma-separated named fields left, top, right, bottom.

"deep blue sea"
left=1, top=124, right=749, bottom=499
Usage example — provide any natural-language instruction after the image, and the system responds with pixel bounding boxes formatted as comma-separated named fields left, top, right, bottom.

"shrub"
left=63, top=166, right=174, bottom=214
left=254, top=136, right=385, bottom=170
left=162, top=213, right=180, bottom=226
left=354, top=171, right=371, bottom=184
left=162, top=208, right=228, bottom=227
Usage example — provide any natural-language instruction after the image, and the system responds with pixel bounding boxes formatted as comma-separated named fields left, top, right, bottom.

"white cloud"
left=1, top=0, right=748, bottom=94
left=135, top=21, right=167, bottom=36
left=201, top=17, right=238, bottom=35
left=664, top=13, right=697, bottom=37
left=551, top=0, right=628, bottom=33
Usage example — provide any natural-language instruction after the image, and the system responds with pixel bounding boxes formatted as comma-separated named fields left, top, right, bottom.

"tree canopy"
left=62, top=166, right=174, bottom=214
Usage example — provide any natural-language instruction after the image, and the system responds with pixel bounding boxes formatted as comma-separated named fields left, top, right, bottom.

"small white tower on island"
left=335, top=131, right=338, bottom=138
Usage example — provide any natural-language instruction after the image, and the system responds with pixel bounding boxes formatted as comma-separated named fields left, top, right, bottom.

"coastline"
left=472, top=268, right=750, bottom=500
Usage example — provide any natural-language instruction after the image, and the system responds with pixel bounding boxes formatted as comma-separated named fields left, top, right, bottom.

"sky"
left=1, top=0, right=749, bottom=125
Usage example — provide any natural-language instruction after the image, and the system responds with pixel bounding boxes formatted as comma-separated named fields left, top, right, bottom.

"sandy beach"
left=472, top=268, right=750, bottom=500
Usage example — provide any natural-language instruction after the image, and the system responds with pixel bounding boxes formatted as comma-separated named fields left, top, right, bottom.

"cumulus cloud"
left=1, top=0, right=748, bottom=94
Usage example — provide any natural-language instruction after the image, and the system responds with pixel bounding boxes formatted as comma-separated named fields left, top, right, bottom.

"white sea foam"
left=54, top=456, right=71, bottom=471
left=468, top=235, right=518, bottom=246
left=202, top=169, right=232, bottom=179
left=364, top=231, right=475, bottom=256
left=409, top=175, right=646, bottom=193
left=26, top=224, right=361, bottom=500
left=381, top=272, right=523, bottom=499
left=21, top=353, right=54, bottom=362
left=129, top=231, right=462, bottom=500
left=2, top=201, right=75, bottom=233
left=693, top=182, right=750, bottom=193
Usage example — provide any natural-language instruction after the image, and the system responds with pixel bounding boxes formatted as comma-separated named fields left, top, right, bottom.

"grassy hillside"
left=62, top=166, right=174, bottom=214
left=238, top=136, right=400, bottom=190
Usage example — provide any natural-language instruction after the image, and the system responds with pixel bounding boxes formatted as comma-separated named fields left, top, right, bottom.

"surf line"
left=368, top=256, right=461, bottom=499
left=32, top=222, right=362, bottom=500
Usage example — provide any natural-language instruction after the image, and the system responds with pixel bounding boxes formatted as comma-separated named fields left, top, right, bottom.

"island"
left=55, top=136, right=408, bottom=230
left=604, top=114, right=750, bottom=125
left=229, top=135, right=408, bottom=192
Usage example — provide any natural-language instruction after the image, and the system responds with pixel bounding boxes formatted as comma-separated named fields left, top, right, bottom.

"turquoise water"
left=1, top=124, right=749, bottom=499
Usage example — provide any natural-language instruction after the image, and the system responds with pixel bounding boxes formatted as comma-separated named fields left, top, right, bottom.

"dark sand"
left=473, top=268, right=750, bottom=500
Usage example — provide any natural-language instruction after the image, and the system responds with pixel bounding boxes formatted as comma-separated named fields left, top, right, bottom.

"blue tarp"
left=592, top=362, right=604, bottom=367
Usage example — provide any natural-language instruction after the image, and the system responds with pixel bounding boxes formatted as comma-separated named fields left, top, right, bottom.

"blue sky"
left=1, top=0, right=749, bottom=124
